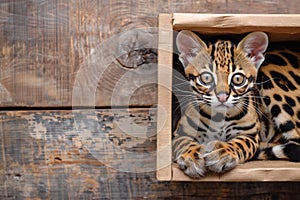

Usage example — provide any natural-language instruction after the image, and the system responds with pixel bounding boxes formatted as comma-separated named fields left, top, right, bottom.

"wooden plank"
left=0, top=109, right=158, bottom=199
left=1, top=109, right=300, bottom=199
left=172, top=161, right=300, bottom=182
left=157, top=14, right=173, bottom=181
left=0, top=0, right=299, bottom=107
left=172, top=13, right=300, bottom=42
left=0, top=0, right=158, bottom=107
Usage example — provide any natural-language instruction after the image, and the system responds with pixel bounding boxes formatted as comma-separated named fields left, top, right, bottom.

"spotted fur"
left=173, top=30, right=300, bottom=178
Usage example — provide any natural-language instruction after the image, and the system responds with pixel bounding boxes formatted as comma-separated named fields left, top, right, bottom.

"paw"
left=176, top=145, right=206, bottom=178
left=204, top=141, right=238, bottom=173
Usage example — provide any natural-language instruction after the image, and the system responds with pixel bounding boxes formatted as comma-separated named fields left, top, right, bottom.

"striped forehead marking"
left=211, top=41, right=235, bottom=72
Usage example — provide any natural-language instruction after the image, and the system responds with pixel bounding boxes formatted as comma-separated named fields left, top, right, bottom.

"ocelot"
left=173, top=30, right=300, bottom=178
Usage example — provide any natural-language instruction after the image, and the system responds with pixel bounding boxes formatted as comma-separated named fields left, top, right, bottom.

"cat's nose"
left=217, top=92, right=229, bottom=103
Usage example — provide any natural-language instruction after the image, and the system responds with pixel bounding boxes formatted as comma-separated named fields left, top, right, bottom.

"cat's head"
left=176, top=31, right=268, bottom=111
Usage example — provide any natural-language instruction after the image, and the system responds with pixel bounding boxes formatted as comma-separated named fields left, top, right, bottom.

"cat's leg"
left=173, top=136, right=206, bottom=178
left=204, top=134, right=260, bottom=173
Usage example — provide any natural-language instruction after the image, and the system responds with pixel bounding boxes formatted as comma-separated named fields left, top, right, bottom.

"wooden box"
left=157, top=13, right=300, bottom=181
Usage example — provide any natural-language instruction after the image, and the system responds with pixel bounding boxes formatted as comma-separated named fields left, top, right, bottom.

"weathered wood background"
left=0, top=0, right=300, bottom=199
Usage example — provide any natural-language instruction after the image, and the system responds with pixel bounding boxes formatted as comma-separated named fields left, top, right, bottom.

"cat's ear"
left=176, top=30, right=207, bottom=68
left=237, top=32, right=269, bottom=69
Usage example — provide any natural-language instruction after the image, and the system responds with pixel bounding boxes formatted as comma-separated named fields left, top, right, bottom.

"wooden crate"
left=157, top=13, right=300, bottom=181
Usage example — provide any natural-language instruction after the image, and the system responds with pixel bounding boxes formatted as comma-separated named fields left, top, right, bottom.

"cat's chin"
left=212, top=103, right=233, bottom=113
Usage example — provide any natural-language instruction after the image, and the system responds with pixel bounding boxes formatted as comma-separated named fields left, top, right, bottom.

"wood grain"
left=157, top=14, right=173, bottom=181
left=0, top=0, right=300, bottom=199
left=0, top=0, right=299, bottom=107
left=1, top=109, right=300, bottom=199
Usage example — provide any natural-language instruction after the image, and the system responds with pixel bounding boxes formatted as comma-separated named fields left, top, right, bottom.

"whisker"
left=173, top=82, right=190, bottom=86
left=254, top=77, right=280, bottom=85
left=236, top=101, right=270, bottom=122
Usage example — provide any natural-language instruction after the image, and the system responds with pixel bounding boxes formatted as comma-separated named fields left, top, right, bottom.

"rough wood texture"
left=1, top=0, right=300, bottom=199
left=1, top=109, right=300, bottom=199
left=0, top=0, right=299, bottom=107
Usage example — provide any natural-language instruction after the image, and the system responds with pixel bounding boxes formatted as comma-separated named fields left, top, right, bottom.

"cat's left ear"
left=237, top=32, right=269, bottom=69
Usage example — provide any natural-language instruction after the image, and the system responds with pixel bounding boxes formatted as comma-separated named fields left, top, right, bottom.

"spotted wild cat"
left=173, top=30, right=300, bottom=178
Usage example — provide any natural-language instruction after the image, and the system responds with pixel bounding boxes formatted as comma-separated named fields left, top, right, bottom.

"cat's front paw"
left=176, top=145, right=206, bottom=178
left=204, top=141, right=238, bottom=173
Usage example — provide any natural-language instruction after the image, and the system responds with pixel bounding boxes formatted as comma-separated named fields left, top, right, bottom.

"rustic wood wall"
left=0, top=0, right=300, bottom=199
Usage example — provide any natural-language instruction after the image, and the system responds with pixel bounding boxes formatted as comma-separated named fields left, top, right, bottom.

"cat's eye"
left=197, top=72, right=214, bottom=86
left=231, top=73, right=246, bottom=86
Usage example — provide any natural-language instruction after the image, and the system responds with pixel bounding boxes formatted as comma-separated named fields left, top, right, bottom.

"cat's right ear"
left=176, top=30, right=207, bottom=68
